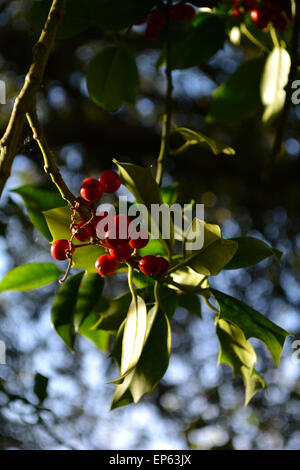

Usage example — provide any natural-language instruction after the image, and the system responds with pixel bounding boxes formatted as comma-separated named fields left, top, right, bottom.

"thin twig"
left=27, top=110, right=77, bottom=206
left=0, top=0, right=66, bottom=197
left=262, top=1, right=299, bottom=181
left=156, top=0, right=173, bottom=186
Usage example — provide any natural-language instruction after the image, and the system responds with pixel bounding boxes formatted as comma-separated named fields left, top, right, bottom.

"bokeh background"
left=0, top=0, right=300, bottom=449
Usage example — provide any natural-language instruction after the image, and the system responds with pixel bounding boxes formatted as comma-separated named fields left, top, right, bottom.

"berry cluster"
left=232, top=0, right=291, bottom=31
left=136, top=2, right=196, bottom=40
left=50, top=169, right=170, bottom=279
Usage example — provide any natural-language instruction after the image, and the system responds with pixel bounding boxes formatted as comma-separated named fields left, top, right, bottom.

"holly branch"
left=0, top=0, right=67, bottom=198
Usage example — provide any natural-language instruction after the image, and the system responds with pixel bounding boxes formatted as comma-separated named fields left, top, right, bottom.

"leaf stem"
left=240, top=23, right=270, bottom=53
left=156, top=0, right=173, bottom=186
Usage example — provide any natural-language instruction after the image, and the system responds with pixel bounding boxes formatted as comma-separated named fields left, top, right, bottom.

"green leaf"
left=51, top=273, right=105, bottom=351
left=0, top=263, right=61, bottom=292
left=73, top=274, right=104, bottom=330
left=260, top=46, right=291, bottom=123
left=114, top=160, right=172, bottom=255
left=160, top=183, right=179, bottom=205
left=30, top=0, right=90, bottom=39
left=207, top=58, right=265, bottom=123
left=185, top=220, right=238, bottom=276
left=87, top=0, right=156, bottom=30
left=169, top=266, right=209, bottom=293
left=51, top=273, right=84, bottom=351
left=211, top=289, right=291, bottom=366
left=129, top=309, right=171, bottom=403
left=33, top=373, right=49, bottom=404
left=95, top=292, right=132, bottom=332
left=216, top=318, right=266, bottom=405
left=43, top=206, right=105, bottom=273
left=78, top=312, right=110, bottom=352
left=174, top=127, right=236, bottom=156
left=111, top=305, right=172, bottom=407
left=168, top=13, right=225, bottom=70
left=121, top=295, right=147, bottom=376
left=178, top=293, right=202, bottom=318
left=139, top=239, right=168, bottom=257
left=224, top=237, right=282, bottom=270
left=12, top=185, right=66, bottom=241
left=87, top=46, right=139, bottom=111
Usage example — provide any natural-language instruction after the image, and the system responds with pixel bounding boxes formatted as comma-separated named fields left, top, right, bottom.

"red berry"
left=115, top=214, right=132, bottom=233
left=129, top=229, right=149, bottom=250
left=72, top=221, right=94, bottom=242
left=146, top=22, right=162, bottom=40
left=98, top=170, right=121, bottom=194
left=232, top=8, right=241, bottom=18
left=170, top=4, right=195, bottom=22
left=80, top=178, right=103, bottom=202
left=139, top=255, right=169, bottom=277
left=109, top=244, right=133, bottom=262
left=149, top=9, right=166, bottom=28
left=250, top=8, right=259, bottom=22
left=272, top=14, right=287, bottom=31
left=95, top=255, right=118, bottom=276
left=51, top=239, right=74, bottom=261
left=156, top=257, right=170, bottom=275
left=105, top=230, right=130, bottom=248
left=92, top=212, right=113, bottom=239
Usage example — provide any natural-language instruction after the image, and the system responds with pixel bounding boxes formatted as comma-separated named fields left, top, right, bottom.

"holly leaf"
left=121, top=295, right=147, bottom=376
left=12, top=185, right=66, bottom=241
left=216, top=318, right=266, bottom=405
left=0, top=263, right=61, bottom=292
left=207, top=58, right=265, bottom=123
left=95, top=292, right=132, bottom=332
left=78, top=312, right=110, bottom=352
left=51, top=273, right=105, bottom=351
left=178, top=293, right=202, bottom=318
left=168, top=12, right=225, bottom=70
left=211, top=289, right=291, bottom=366
left=174, top=127, right=236, bottom=156
left=260, top=47, right=291, bottom=123
left=87, top=0, right=156, bottom=29
left=87, top=46, right=139, bottom=111
left=160, top=183, right=180, bottom=205
left=184, top=220, right=238, bottom=276
left=224, top=237, right=282, bottom=270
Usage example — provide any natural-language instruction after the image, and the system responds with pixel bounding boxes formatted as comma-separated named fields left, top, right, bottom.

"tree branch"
left=26, top=110, right=77, bottom=206
left=156, top=0, right=173, bottom=187
left=261, top=0, right=299, bottom=181
left=0, top=0, right=66, bottom=197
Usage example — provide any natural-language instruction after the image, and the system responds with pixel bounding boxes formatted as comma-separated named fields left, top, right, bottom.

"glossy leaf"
left=121, top=295, right=147, bottom=376
left=224, top=237, right=282, bottom=270
left=51, top=273, right=84, bottom=351
left=95, top=292, right=132, bottom=332
left=78, top=312, right=110, bottom=352
left=87, top=46, right=139, bottom=111
left=207, top=58, right=265, bottom=123
left=170, top=266, right=209, bottom=293
left=185, top=220, right=238, bottom=276
left=261, top=47, right=291, bottom=123
left=0, top=263, right=61, bottom=293
left=174, top=127, right=236, bottom=156
left=212, top=289, right=291, bottom=366
left=12, top=185, right=66, bottom=241
left=160, top=183, right=180, bottom=205
left=216, top=318, right=266, bottom=405
left=73, top=274, right=104, bottom=330
left=178, top=293, right=202, bottom=318
left=168, top=13, right=225, bottom=70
